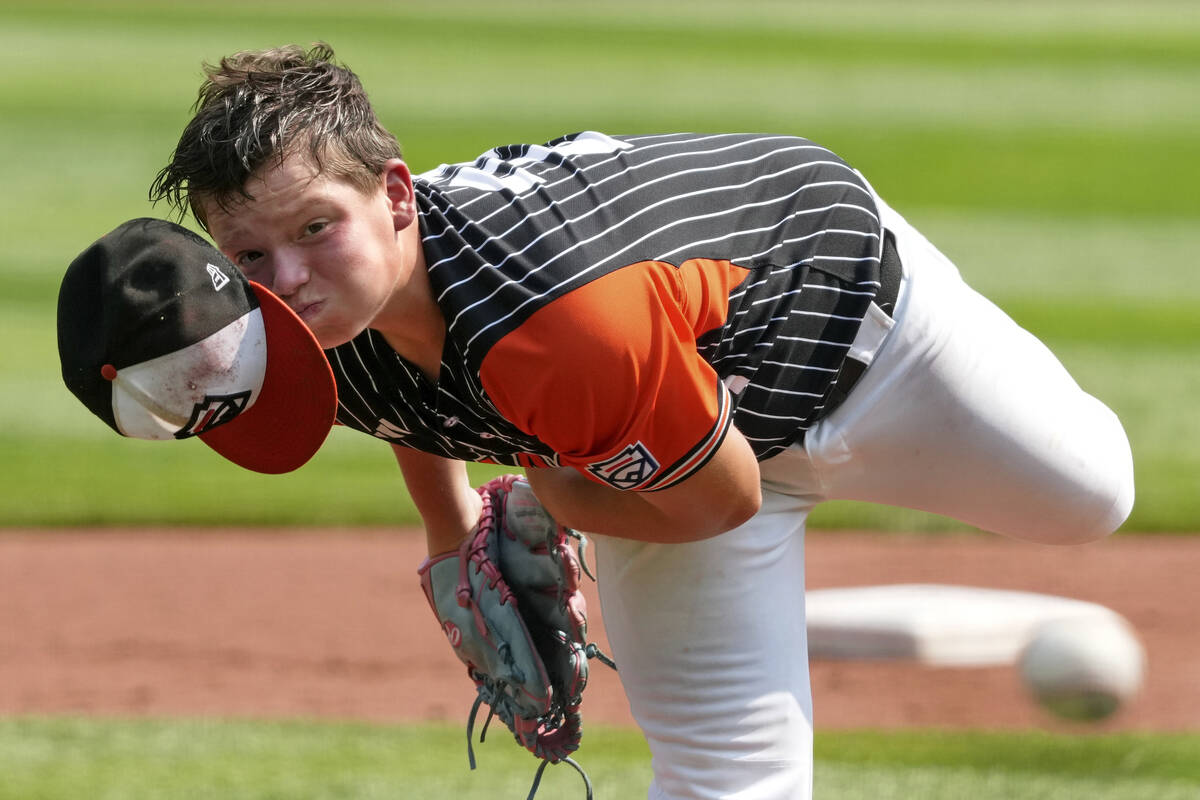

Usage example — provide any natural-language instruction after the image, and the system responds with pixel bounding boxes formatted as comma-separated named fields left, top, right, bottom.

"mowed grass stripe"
left=823, top=127, right=1199, bottom=221
left=2, top=7, right=1196, bottom=220
left=5, top=1, right=1199, bottom=70
left=992, top=302, right=1200, bottom=348
left=2, top=117, right=1195, bottom=233
left=815, top=729, right=1200, bottom=782
left=816, top=762, right=1200, bottom=800
left=6, top=27, right=1198, bottom=142
left=0, top=718, right=652, bottom=800
left=0, top=430, right=511, bottom=527
left=1, top=718, right=1198, bottom=800
left=918, top=213, right=1200, bottom=303
left=4, top=4, right=1199, bottom=134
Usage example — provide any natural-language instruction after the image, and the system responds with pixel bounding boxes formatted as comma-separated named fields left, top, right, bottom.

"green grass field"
left=2, top=718, right=1199, bottom=800
left=3, top=0, right=1198, bottom=530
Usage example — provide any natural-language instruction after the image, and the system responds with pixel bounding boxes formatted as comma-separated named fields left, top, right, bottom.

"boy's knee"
left=1053, top=480, right=1134, bottom=545
left=1039, top=423, right=1135, bottom=546
left=1089, top=463, right=1136, bottom=542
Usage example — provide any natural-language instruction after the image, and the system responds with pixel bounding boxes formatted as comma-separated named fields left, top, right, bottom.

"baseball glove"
left=418, top=474, right=614, bottom=799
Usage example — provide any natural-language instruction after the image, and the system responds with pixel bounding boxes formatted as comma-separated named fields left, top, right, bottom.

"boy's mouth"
left=294, top=300, right=324, bottom=323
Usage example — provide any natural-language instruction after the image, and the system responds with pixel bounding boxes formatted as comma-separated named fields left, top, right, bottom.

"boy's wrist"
left=423, top=487, right=483, bottom=557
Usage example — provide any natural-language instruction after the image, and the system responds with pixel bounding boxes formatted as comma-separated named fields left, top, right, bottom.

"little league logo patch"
left=587, top=441, right=661, bottom=490
left=175, top=391, right=252, bottom=439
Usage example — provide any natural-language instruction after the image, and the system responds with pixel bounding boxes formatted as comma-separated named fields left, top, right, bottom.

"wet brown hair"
left=150, top=43, right=401, bottom=230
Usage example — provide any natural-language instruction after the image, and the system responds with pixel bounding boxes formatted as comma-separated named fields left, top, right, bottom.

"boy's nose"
left=271, top=252, right=310, bottom=298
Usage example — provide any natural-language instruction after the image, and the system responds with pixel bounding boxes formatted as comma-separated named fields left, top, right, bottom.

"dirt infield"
left=1, top=529, right=1196, bottom=733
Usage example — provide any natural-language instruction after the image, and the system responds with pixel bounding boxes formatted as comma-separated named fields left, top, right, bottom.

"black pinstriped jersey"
left=327, top=132, right=884, bottom=477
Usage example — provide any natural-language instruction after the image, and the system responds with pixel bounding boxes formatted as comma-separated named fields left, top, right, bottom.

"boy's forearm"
left=526, top=428, right=762, bottom=543
left=524, top=466, right=751, bottom=544
left=525, top=467, right=662, bottom=538
left=391, top=445, right=482, bottom=556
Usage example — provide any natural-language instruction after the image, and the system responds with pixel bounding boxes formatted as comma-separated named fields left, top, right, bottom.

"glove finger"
left=516, top=590, right=588, bottom=644
left=530, top=626, right=589, bottom=704
left=468, top=558, right=554, bottom=712
left=497, top=533, right=561, bottom=592
left=487, top=475, right=588, bottom=639
left=501, top=477, right=561, bottom=547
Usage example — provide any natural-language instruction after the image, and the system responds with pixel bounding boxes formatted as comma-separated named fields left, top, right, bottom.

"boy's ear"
left=382, top=159, right=417, bottom=230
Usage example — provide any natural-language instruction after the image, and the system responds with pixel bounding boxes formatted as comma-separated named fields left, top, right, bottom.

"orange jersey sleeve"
left=479, top=259, right=750, bottom=490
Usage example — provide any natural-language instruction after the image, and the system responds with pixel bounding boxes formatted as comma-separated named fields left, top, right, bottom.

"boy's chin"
left=309, top=324, right=358, bottom=351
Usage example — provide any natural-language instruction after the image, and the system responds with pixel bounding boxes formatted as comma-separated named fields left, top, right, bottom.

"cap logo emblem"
left=206, top=263, right=231, bottom=291
left=175, top=391, right=251, bottom=439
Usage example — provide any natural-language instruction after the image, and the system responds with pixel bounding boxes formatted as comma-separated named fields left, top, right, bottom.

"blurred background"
left=3, top=0, right=1197, bottom=531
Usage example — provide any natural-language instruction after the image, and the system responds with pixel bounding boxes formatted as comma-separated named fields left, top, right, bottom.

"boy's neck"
left=374, top=242, right=445, bottom=383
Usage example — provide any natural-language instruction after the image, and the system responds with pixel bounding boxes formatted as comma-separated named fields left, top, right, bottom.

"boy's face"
left=203, top=151, right=418, bottom=350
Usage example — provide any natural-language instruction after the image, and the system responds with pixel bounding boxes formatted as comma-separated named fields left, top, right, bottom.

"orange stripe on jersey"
left=479, top=259, right=750, bottom=490
left=647, top=382, right=733, bottom=491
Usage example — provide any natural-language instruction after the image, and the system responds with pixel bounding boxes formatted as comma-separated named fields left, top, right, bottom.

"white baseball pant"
left=593, top=194, right=1135, bottom=800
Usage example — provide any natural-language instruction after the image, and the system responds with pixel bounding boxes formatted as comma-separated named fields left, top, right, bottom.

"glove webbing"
left=465, top=681, right=600, bottom=800
left=463, top=624, right=616, bottom=799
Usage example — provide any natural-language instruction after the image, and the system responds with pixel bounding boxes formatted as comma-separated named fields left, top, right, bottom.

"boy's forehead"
left=202, top=153, right=330, bottom=234
left=251, top=150, right=326, bottom=197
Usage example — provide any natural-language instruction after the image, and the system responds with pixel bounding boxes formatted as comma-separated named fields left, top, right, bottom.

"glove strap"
left=527, top=756, right=594, bottom=800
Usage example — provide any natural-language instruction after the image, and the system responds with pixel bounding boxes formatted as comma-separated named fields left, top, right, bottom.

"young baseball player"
left=147, top=44, right=1134, bottom=799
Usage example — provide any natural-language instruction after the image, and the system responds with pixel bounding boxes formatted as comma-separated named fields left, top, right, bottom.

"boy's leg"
left=791, top=195, right=1134, bottom=542
left=588, top=195, right=1133, bottom=800
left=594, top=488, right=816, bottom=800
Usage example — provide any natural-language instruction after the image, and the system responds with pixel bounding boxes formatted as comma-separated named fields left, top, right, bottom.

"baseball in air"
left=1018, top=614, right=1145, bottom=722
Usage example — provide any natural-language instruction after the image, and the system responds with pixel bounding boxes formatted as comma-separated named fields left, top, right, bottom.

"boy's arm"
left=525, top=425, right=762, bottom=544
left=390, top=445, right=483, bottom=556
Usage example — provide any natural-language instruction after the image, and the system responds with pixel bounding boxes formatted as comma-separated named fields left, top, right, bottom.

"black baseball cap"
left=58, top=217, right=337, bottom=474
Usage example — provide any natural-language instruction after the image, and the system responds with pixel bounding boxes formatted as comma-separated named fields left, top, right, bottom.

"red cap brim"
left=198, top=282, right=337, bottom=474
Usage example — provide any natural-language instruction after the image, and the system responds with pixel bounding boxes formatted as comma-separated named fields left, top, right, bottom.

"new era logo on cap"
left=207, top=262, right=231, bottom=291
left=58, top=218, right=338, bottom=474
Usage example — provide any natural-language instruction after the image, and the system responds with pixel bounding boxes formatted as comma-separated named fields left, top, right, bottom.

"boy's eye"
left=304, top=221, right=327, bottom=236
left=238, top=251, right=264, bottom=269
